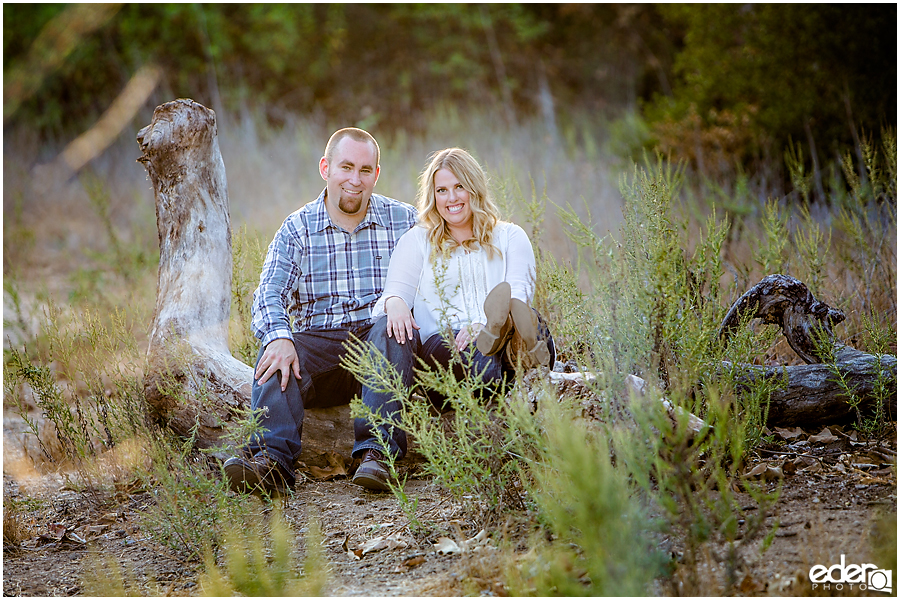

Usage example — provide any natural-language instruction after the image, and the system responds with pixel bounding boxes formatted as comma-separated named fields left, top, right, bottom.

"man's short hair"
left=324, top=127, right=380, bottom=168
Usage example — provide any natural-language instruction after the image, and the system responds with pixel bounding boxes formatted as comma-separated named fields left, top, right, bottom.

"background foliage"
left=5, top=3, right=895, bottom=181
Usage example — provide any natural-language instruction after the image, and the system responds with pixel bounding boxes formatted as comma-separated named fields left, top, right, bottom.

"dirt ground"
left=3, top=413, right=895, bottom=597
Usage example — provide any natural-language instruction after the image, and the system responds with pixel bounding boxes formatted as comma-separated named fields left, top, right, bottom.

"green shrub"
left=506, top=396, right=664, bottom=596
left=138, top=429, right=255, bottom=561
left=230, top=224, right=264, bottom=366
left=344, top=335, right=525, bottom=518
left=200, top=507, right=328, bottom=596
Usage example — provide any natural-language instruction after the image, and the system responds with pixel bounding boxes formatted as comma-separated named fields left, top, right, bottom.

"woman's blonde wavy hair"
left=416, top=147, right=501, bottom=259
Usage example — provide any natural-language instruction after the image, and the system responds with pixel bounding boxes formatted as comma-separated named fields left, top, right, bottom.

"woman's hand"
left=385, top=296, right=419, bottom=344
left=455, top=323, right=484, bottom=352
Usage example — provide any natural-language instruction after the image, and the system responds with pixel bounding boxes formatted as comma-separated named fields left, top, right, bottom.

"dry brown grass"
left=3, top=502, right=30, bottom=551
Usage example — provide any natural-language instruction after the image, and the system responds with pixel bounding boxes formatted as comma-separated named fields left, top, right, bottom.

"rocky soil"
left=3, top=413, right=895, bottom=597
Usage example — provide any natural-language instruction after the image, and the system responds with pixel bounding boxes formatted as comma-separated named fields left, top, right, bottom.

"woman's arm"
left=504, top=223, right=538, bottom=302
left=374, top=227, right=426, bottom=343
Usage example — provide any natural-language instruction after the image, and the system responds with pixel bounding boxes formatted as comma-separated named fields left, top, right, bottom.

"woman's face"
left=434, top=168, right=473, bottom=237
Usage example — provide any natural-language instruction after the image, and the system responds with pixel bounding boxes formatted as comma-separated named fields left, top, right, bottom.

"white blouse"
left=372, top=222, right=536, bottom=341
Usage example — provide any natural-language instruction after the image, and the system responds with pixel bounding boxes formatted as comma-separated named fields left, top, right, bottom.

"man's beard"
left=338, top=192, right=365, bottom=215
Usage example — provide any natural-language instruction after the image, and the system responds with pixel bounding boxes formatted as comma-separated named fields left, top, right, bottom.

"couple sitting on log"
left=223, top=127, right=555, bottom=496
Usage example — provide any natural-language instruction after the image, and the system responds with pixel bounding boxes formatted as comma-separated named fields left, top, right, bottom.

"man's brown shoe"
left=223, top=454, right=292, bottom=496
left=352, top=449, right=392, bottom=491
left=476, top=282, right=512, bottom=356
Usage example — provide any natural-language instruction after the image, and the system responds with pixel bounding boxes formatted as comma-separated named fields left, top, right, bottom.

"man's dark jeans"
left=245, top=323, right=409, bottom=481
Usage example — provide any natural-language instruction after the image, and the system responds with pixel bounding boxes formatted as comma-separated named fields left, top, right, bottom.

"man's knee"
left=251, top=366, right=304, bottom=407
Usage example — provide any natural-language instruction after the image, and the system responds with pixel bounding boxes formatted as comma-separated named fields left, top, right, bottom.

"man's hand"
left=385, top=296, right=419, bottom=344
left=255, top=338, right=301, bottom=391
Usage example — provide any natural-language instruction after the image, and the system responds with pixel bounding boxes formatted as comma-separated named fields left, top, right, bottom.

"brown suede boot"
left=476, top=282, right=513, bottom=356
left=506, top=298, right=551, bottom=368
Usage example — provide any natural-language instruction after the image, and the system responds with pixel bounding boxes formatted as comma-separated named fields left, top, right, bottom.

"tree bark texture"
left=138, top=99, right=251, bottom=447
left=728, top=346, right=897, bottom=427
left=719, top=273, right=846, bottom=364
left=720, top=275, right=896, bottom=426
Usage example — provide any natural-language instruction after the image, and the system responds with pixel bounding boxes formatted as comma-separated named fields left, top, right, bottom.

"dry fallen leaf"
left=434, top=530, right=491, bottom=555
left=774, top=426, right=804, bottom=440
left=47, top=523, right=67, bottom=540
left=801, top=462, right=823, bottom=473
left=353, top=534, right=410, bottom=556
left=307, top=452, right=348, bottom=481
left=745, top=463, right=768, bottom=478
left=394, top=555, right=427, bottom=572
left=343, top=533, right=362, bottom=560
left=40, top=524, right=87, bottom=546
left=808, top=427, right=839, bottom=444
left=766, top=465, right=784, bottom=480
left=743, top=463, right=783, bottom=481
left=64, top=531, right=87, bottom=545
left=459, top=529, right=489, bottom=552
left=85, top=524, right=109, bottom=536
left=360, top=536, right=391, bottom=555
left=739, top=573, right=763, bottom=593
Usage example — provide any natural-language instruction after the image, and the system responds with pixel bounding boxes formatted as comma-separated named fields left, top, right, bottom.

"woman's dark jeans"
left=247, top=312, right=555, bottom=479
left=359, top=311, right=556, bottom=443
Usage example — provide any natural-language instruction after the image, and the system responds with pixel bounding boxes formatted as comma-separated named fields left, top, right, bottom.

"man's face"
left=319, top=137, right=380, bottom=217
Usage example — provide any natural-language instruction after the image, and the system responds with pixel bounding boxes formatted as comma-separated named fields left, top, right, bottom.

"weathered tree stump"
left=138, top=99, right=357, bottom=463
left=719, top=274, right=896, bottom=426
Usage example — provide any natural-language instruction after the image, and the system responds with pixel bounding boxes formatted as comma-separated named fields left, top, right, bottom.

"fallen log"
left=719, top=274, right=896, bottom=426
left=719, top=273, right=847, bottom=364
left=137, top=99, right=356, bottom=463
left=728, top=346, right=897, bottom=427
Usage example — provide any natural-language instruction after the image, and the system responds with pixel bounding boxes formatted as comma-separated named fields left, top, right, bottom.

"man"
left=223, top=127, right=417, bottom=494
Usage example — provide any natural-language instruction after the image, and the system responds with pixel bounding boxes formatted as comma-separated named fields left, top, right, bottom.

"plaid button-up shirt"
left=252, top=190, right=417, bottom=347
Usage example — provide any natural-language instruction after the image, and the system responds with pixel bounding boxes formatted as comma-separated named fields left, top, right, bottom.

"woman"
left=374, top=146, right=553, bottom=385
left=352, top=147, right=554, bottom=490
